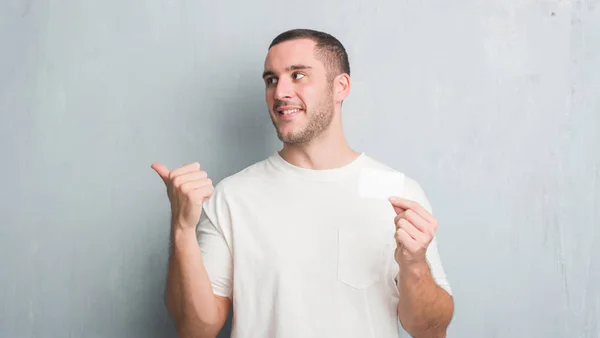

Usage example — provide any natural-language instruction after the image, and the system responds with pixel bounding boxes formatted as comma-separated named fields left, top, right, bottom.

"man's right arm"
left=151, top=161, right=231, bottom=338
left=165, top=226, right=231, bottom=338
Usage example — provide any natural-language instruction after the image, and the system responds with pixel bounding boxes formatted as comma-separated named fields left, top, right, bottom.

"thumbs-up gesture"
left=389, top=197, right=438, bottom=266
left=151, top=162, right=214, bottom=230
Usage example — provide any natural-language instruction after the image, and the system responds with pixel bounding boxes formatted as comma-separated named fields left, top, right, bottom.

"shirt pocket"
left=337, top=226, right=387, bottom=289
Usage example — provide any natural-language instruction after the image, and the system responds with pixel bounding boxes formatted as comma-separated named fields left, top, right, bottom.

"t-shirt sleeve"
left=405, top=178, right=453, bottom=296
left=195, top=185, right=233, bottom=299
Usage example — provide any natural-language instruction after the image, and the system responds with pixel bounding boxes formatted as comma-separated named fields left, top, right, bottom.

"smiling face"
left=262, top=38, right=336, bottom=145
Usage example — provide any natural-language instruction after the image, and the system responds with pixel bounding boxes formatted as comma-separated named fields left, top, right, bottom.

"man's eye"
left=266, top=77, right=278, bottom=85
left=293, top=73, right=305, bottom=80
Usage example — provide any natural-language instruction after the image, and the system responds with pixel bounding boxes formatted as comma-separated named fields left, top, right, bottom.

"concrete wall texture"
left=1, top=0, right=598, bottom=337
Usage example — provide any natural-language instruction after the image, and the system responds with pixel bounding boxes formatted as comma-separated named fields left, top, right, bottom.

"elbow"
left=176, top=325, right=221, bottom=338
left=171, top=313, right=223, bottom=338
left=399, top=298, right=454, bottom=338
left=164, top=293, right=223, bottom=338
left=177, top=318, right=224, bottom=338
left=400, top=322, right=449, bottom=338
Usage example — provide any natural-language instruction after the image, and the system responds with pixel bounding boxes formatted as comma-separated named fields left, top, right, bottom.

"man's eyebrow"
left=262, top=64, right=313, bottom=79
left=288, top=64, right=312, bottom=71
left=262, top=70, right=275, bottom=79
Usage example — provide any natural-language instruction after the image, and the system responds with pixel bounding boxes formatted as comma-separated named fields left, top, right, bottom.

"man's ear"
left=334, top=73, right=351, bottom=103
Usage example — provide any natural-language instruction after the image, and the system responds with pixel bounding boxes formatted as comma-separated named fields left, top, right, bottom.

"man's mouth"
left=279, top=108, right=302, bottom=115
left=276, top=106, right=304, bottom=118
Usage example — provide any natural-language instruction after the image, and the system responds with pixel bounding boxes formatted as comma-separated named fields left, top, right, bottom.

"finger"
left=180, top=178, right=212, bottom=194
left=169, top=162, right=201, bottom=180
left=389, top=196, right=409, bottom=215
left=189, top=184, right=214, bottom=203
left=389, top=197, right=435, bottom=223
left=172, top=171, right=209, bottom=188
left=395, top=228, right=418, bottom=252
left=396, top=218, right=425, bottom=242
left=394, top=211, right=406, bottom=228
left=151, top=163, right=170, bottom=184
left=402, top=209, right=432, bottom=235
left=392, top=204, right=405, bottom=215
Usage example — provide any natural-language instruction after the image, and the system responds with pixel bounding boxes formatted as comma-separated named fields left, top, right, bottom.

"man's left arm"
left=389, top=197, right=455, bottom=338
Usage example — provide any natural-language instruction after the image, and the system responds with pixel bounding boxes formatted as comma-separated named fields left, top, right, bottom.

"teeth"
left=282, top=109, right=299, bottom=115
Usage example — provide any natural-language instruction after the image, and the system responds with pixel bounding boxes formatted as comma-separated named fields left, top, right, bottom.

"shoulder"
left=361, top=154, right=433, bottom=213
left=200, top=157, right=272, bottom=228
left=204, top=156, right=273, bottom=207
left=213, top=157, right=272, bottom=194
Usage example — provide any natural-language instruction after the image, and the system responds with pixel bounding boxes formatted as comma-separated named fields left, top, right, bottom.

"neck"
left=278, top=117, right=361, bottom=170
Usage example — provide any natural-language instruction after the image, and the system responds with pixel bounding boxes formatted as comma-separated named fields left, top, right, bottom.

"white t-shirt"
left=197, top=152, right=452, bottom=338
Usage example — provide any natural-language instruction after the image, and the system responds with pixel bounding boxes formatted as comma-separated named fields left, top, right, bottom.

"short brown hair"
left=269, top=29, right=351, bottom=80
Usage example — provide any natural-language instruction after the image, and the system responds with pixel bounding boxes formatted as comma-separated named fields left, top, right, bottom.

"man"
left=152, top=29, right=454, bottom=338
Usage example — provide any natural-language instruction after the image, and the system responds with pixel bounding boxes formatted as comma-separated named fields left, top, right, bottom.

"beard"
left=271, top=91, right=335, bottom=145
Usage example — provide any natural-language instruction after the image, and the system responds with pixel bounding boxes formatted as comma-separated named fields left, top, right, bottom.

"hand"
left=151, top=162, right=214, bottom=230
left=389, top=197, right=438, bottom=266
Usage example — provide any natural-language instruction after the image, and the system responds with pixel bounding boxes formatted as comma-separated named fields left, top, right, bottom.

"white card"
left=358, top=168, right=405, bottom=200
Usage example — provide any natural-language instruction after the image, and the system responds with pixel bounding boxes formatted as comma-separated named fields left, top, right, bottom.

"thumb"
left=388, top=198, right=406, bottom=215
left=392, top=204, right=405, bottom=215
left=151, top=163, right=170, bottom=184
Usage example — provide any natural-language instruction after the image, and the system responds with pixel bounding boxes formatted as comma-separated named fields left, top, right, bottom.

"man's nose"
left=274, top=78, right=293, bottom=100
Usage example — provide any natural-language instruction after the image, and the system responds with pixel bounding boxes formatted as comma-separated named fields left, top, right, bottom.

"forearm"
left=396, top=261, right=454, bottom=338
left=165, top=226, right=224, bottom=338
